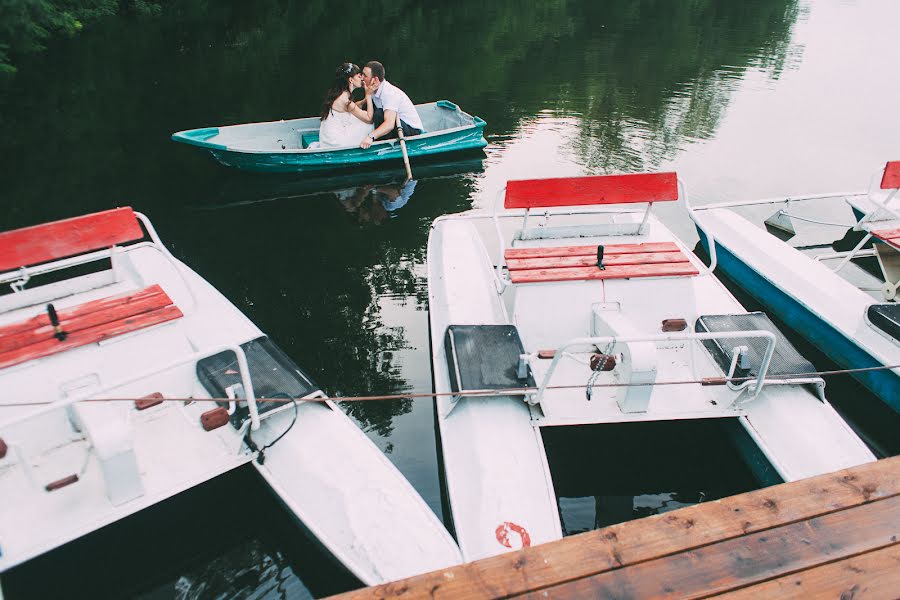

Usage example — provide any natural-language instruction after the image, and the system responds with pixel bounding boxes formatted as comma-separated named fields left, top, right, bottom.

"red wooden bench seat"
left=0, top=207, right=143, bottom=272
left=0, top=284, right=182, bottom=370
left=504, top=241, right=699, bottom=284
left=505, top=173, right=678, bottom=209
left=871, top=228, right=900, bottom=250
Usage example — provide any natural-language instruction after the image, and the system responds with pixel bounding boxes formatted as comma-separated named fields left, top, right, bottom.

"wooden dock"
left=330, top=455, right=900, bottom=599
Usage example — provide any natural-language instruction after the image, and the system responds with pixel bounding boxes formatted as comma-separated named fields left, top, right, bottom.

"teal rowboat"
left=171, top=100, right=487, bottom=174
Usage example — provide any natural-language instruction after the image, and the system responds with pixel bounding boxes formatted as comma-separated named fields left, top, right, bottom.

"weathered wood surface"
left=507, top=251, right=689, bottom=271
left=0, top=206, right=142, bottom=271
left=508, top=261, right=699, bottom=284
left=0, top=285, right=182, bottom=370
left=331, top=456, right=900, bottom=600
left=504, top=241, right=679, bottom=260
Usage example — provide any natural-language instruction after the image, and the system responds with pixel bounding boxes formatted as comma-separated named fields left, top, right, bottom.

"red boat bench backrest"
left=0, top=207, right=143, bottom=272
left=504, top=172, right=679, bottom=209
left=881, top=161, right=900, bottom=190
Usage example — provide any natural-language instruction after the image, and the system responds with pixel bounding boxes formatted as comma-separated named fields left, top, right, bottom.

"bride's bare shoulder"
left=331, top=91, right=351, bottom=112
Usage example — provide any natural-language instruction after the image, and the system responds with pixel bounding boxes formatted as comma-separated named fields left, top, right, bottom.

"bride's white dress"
left=318, top=109, right=374, bottom=148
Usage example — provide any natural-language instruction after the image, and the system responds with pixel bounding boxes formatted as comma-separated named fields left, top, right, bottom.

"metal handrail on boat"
left=0, top=343, right=262, bottom=432
left=529, top=330, right=778, bottom=407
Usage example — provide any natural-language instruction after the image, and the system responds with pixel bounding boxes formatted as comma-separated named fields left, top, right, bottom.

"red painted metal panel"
left=507, top=251, right=689, bottom=271
left=504, top=173, right=678, bottom=209
left=0, top=287, right=173, bottom=354
left=505, top=242, right=679, bottom=260
left=880, top=161, right=900, bottom=189
left=0, top=207, right=143, bottom=272
left=509, top=262, right=699, bottom=284
left=0, top=305, right=183, bottom=370
left=0, top=284, right=166, bottom=340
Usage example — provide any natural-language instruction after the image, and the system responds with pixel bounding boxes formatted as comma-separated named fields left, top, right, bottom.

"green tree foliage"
left=0, top=0, right=161, bottom=73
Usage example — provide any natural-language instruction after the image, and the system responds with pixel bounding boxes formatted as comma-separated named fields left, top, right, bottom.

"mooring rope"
left=2, top=363, right=898, bottom=408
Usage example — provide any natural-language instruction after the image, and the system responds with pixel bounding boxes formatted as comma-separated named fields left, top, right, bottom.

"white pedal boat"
left=0, top=208, right=461, bottom=584
left=687, top=160, right=900, bottom=413
left=427, top=172, right=875, bottom=562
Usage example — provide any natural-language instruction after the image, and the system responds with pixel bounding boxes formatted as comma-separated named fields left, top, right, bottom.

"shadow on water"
left=191, top=153, right=486, bottom=211
left=2, top=467, right=359, bottom=600
left=543, top=420, right=760, bottom=535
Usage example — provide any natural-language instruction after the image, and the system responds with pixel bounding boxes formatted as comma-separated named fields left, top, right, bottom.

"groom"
left=359, top=61, right=423, bottom=149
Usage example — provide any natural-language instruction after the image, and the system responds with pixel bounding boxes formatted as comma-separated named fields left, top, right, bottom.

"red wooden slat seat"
left=504, top=241, right=679, bottom=260
left=505, top=173, right=678, bottom=209
left=0, top=285, right=170, bottom=353
left=509, top=262, right=699, bottom=284
left=0, top=284, right=183, bottom=370
left=507, top=251, right=689, bottom=271
left=505, top=241, right=698, bottom=284
left=0, top=207, right=143, bottom=272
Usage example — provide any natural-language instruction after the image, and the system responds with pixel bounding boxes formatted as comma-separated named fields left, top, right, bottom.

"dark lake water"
left=2, top=1, right=899, bottom=598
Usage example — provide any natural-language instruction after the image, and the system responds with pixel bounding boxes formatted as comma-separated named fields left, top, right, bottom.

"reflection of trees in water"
left=556, top=0, right=803, bottom=172
left=1, top=0, right=800, bottom=437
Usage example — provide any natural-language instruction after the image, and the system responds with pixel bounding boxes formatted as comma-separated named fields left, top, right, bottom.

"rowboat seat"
left=0, top=284, right=182, bottom=370
left=504, top=242, right=699, bottom=284
left=301, top=131, right=319, bottom=149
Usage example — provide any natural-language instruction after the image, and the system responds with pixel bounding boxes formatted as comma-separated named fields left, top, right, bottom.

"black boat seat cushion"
left=868, top=304, right=900, bottom=342
left=444, top=325, right=536, bottom=394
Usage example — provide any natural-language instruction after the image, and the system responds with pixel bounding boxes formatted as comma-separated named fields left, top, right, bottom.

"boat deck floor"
left=331, top=455, right=900, bottom=600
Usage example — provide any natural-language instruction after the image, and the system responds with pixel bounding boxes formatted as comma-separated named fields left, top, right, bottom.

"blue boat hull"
left=697, top=231, right=900, bottom=413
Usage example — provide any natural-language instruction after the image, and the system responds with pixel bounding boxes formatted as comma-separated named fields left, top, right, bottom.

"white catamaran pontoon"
left=0, top=208, right=461, bottom=585
left=427, top=172, right=876, bottom=562
left=687, top=160, right=900, bottom=413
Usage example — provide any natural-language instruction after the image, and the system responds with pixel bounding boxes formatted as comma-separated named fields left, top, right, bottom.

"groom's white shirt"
left=372, top=80, right=424, bottom=131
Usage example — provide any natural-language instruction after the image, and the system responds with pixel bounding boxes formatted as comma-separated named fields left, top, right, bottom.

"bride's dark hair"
left=320, top=62, right=360, bottom=121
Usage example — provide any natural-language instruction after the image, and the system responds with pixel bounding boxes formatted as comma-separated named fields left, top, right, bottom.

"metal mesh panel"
left=695, top=312, right=816, bottom=379
left=197, top=336, right=319, bottom=427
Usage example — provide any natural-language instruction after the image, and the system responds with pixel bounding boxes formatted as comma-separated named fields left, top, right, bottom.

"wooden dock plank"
left=329, top=457, right=900, bottom=600
left=710, top=543, right=900, bottom=600
left=516, top=494, right=900, bottom=599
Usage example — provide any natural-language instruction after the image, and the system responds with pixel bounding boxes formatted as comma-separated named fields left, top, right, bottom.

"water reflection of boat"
left=687, top=160, right=900, bottom=413
left=0, top=208, right=461, bottom=585
left=194, top=155, right=485, bottom=211
left=172, top=100, right=487, bottom=174
left=427, top=172, right=875, bottom=562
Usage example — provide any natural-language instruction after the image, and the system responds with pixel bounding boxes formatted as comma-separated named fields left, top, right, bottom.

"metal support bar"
left=534, top=330, right=777, bottom=406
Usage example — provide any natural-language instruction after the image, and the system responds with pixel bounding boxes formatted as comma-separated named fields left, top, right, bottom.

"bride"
left=317, top=63, right=374, bottom=148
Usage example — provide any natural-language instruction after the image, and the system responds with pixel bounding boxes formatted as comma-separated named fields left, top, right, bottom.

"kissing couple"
left=316, top=61, right=423, bottom=149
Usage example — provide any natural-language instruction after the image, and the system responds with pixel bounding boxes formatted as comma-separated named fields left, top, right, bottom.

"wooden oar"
left=396, top=117, right=413, bottom=182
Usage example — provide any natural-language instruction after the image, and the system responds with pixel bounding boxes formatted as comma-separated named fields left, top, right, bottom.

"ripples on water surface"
left=2, top=1, right=899, bottom=597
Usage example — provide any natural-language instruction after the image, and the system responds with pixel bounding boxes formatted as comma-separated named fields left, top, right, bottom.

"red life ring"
left=495, top=521, right=531, bottom=549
